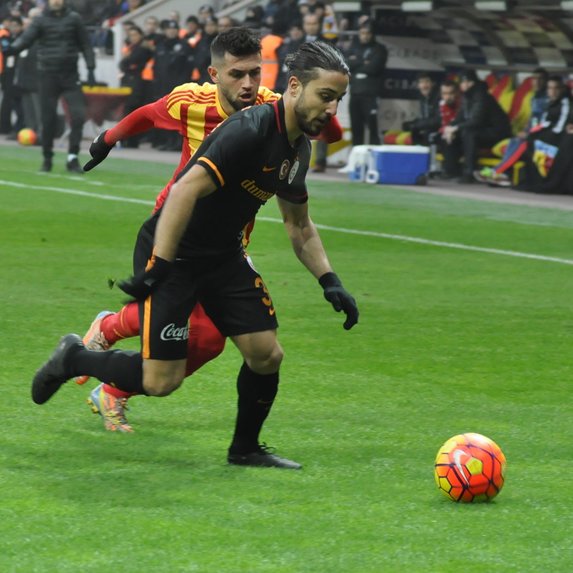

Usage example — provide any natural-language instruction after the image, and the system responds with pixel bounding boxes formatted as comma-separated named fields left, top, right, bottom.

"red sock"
left=102, top=383, right=136, bottom=399
left=100, top=303, right=140, bottom=344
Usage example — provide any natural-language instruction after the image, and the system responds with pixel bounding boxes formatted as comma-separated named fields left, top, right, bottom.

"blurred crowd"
left=0, top=0, right=385, bottom=163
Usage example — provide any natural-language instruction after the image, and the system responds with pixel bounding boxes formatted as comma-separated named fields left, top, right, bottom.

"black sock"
left=72, top=349, right=146, bottom=395
left=229, top=362, right=279, bottom=454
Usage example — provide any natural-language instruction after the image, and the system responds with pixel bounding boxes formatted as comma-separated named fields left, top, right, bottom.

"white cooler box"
left=343, top=145, right=430, bottom=185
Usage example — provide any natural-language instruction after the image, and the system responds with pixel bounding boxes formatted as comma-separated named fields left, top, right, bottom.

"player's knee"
left=143, top=374, right=184, bottom=397
left=250, top=342, right=284, bottom=373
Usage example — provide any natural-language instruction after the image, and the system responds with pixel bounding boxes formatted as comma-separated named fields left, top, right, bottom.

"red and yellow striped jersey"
left=151, top=82, right=280, bottom=211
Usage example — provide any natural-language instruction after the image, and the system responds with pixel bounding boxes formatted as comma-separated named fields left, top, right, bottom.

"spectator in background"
left=434, top=79, right=461, bottom=177
left=152, top=19, right=189, bottom=151
left=4, top=0, right=96, bottom=173
left=321, top=2, right=339, bottom=43
left=243, top=5, right=264, bottom=30
left=275, top=21, right=304, bottom=93
left=476, top=76, right=573, bottom=187
left=153, top=20, right=189, bottom=97
left=143, top=15, right=162, bottom=45
left=272, top=0, right=300, bottom=31
left=260, top=20, right=285, bottom=90
left=197, top=4, right=214, bottom=25
left=217, top=15, right=238, bottom=33
left=345, top=20, right=387, bottom=147
left=182, top=15, right=202, bottom=49
left=193, top=16, right=217, bottom=84
left=119, top=24, right=152, bottom=147
left=0, top=15, right=24, bottom=136
left=474, top=69, right=555, bottom=187
left=442, top=69, right=511, bottom=183
left=402, top=72, right=441, bottom=145
left=13, top=7, right=42, bottom=139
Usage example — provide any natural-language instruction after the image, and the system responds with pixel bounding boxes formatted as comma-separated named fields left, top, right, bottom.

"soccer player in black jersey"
left=32, top=41, right=359, bottom=469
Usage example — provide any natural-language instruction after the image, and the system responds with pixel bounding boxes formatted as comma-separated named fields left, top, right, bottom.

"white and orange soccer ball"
left=434, top=433, right=506, bottom=503
left=17, top=128, right=37, bottom=146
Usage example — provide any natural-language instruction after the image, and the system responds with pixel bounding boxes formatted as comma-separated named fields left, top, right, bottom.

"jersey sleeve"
left=256, top=86, right=281, bottom=105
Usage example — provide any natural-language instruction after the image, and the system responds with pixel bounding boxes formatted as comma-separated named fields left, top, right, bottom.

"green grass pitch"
left=0, top=146, right=572, bottom=572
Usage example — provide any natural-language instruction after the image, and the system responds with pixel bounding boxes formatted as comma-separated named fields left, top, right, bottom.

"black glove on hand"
left=87, top=69, right=97, bottom=86
left=83, top=131, right=113, bottom=171
left=319, top=272, right=359, bottom=330
left=118, top=255, right=172, bottom=300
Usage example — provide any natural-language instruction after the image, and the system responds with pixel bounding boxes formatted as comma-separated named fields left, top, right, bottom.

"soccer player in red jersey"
left=76, top=28, right=343, bottom=432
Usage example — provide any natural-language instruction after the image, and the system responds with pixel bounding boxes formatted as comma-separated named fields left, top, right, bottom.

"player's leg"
left=75, top=302, right=140, bottom=385
left=184, top=303, right=226, bottom=376
left=61, top=77, right=87, bottom=172
left=83, top=302, right=225, bottom=431
left=200, top=253, right=300, bottom=469
left=37, top=74, right=60, bottom=171
left=32, top=231, right=194, bottom=406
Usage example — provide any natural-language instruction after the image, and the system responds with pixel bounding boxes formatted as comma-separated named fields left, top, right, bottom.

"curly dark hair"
left=210, top=27, right=261, bottom=61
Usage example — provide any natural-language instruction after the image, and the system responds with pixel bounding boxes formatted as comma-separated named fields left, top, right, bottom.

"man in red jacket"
left=76, top=28, right=343, bottom=433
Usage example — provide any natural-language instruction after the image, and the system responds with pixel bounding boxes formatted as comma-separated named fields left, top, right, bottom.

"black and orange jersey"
left=150, top=82, right=280, bottom=211
left=148, top=98, right=310, bottom=259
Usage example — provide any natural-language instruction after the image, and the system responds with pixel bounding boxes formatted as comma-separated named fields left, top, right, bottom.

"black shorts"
left=134, top=230, right=278, bottom=360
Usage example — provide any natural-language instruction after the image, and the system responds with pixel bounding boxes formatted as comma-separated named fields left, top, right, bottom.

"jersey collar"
left=272, top=98, right=287, bottom=135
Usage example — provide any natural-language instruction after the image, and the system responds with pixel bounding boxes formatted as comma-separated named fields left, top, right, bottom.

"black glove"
left=319, top=272, right=359, bottom=330
left=87, top=69, right=97, bottom=86
left=118, top=254, right=172, bottom=300
left=83, top=130, right=114, bottom=171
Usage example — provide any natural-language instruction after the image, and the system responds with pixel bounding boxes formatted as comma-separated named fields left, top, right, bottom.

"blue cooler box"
left=366, top=145, right=430, bottom=185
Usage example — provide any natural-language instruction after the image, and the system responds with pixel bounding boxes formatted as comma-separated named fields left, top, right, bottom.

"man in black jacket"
left=443, top=70, right=511, bottom=183
left=345, top=21, right=387, bottom=146
left=5, top=0, right=96, bottom=173
left=403, top=72, right=441, bottom=145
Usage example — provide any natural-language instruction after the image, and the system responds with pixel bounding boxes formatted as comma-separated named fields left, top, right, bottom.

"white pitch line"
left=3, top=179, right=573, bottom=267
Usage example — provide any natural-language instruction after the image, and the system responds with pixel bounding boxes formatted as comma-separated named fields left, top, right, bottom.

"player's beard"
left=293, top=97, right=328, bottom=137
left=221, top=86, right=257, bottom=112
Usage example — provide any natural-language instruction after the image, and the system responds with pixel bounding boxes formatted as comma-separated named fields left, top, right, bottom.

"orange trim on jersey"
left=142, top=295, right=152, bottom=358
left=198, top=157, right=224, bottom=186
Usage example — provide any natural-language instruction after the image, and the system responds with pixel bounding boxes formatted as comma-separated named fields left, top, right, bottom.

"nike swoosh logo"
left=453, top=449, right=470, bottom=484
left=262, top=166, right=276, bottom=172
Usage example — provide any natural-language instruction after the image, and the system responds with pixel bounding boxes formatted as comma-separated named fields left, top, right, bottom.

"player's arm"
left=84, top=96, right=180, bottom=171
left=277, top=197, right=358, bottom=330
left=118, top=164, right=216, bottom=300
left=153, top=164, right=216, bottom=261
left=277, top=197, right=332, bottom=279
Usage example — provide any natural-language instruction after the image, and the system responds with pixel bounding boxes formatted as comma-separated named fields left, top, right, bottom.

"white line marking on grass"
left=0, top=179, right=154, bottom=206
left=258, top=218, right=573, bottom=267
left=3, top=179, right=573, bottom=267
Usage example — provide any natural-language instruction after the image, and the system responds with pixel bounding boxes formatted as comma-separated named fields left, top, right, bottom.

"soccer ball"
left=434, top=433, right=506, bottom=503
left=17, top=128, right=37, bottom=146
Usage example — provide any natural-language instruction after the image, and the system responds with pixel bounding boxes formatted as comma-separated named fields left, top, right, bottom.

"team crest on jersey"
left=279, top=160, right=290, bottom=180
left=288, top=159, right=300, bottom=184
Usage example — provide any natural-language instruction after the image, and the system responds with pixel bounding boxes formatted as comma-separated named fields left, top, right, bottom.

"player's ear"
left=208, top=66, right=218, bottom=83
left=287, top=75, right=302, bottom=98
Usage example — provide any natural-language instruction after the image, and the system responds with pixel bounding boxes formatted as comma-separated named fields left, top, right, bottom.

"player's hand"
left=319, top=272, right=359, bottom=330
left=83, top=131, right=114, bottom=171
left=118, top=254, right=172, bottom=300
